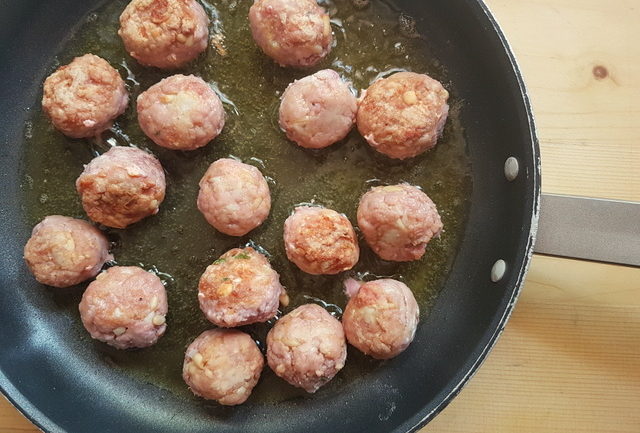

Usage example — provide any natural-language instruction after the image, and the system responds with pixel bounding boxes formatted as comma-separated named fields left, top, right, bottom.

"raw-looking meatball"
left=197, top=158, right=271, bottom=236
left=42, top=54, right=129, bottom=138
left=137, top=74, right=225, bottom=150
left=79, top=266, right=168, bottom=349
left=357, top=184, right=443, bottom=261
left=357, top=72, right=449, bottom=159
left=198, top=247, right=284, bottom=327
left=283, top=206, right=359, bottom=275
left=279, top=69, right=357, bottom=149
left=249, top=0, right=333, bottom=68
left=342, top=278, right=419, bottom=359
left=76, top=146, right=166, bottom=229
left=183, top=329, right=264, bottom=405
left=267, top=304, right=346, bottom=393
left=118, top=0, right=209, bottom=69
left=23, top=216, right=112, bottom=288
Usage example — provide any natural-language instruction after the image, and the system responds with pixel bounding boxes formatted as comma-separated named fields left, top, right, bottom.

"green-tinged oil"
left=21, top=0, right=471, bottom=403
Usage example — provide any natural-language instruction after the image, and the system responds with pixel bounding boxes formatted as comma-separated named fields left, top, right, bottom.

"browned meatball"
left=198, top=247, right=284, bottom=327
left=357, top=72, right=449, bottom=159
left=357, top=184, right=443, bottom=261
left=249, top=0, right=333, bottom=67
left=267, top=304, right=346, bottom=393
left=283, top=206, right=359, bottom=275
left=75, top=146, right=166, bottom=229
left=42, top=54, right=129, bottom=138
left=118, top=0, right=210, bottom=69
left=79, top=266, right=168, bottom=349
left=183, top=329, right=264, bottom=405
left=342, top=278, right=419, bottom=359
left=23, top=215, right=112, bottom=288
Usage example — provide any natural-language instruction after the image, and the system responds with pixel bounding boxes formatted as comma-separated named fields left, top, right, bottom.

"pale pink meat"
left=357, top=184, right=442, bottom=262
left=42, top=54, right=129, bottom=138
left=249, top=0, right=333, bottom=67
left=198, top=247, right=284, bottom=327
left=79, top=266, right=168, bottom=349
left=357, top=72, right=449, bottom=159
left=183, top=329, right=264, bottom=405
left=267, top=304, right=346, bottom=393
left=342, top=279, right=419, bottom=359
left=279, top=69, right=357, bottom=149
left=342, top=277, right=363, bottom=299
left=137, top=74, right=225, bottom=150
left=283, top=206, right=359, bottom=275
left=197, top=158, right=271, bottom=236
left=23, top=215, right=112, bottom=288
left=76, top=146, right=166, bottom=229
left=118, top=0, right=209, bottom=69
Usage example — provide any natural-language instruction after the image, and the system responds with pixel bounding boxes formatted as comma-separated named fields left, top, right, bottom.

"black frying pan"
left=0, top=0, right=539, bottom=431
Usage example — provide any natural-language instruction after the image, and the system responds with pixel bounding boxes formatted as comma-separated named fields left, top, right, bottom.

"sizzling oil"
left=21, top=0, right=471, bottom=403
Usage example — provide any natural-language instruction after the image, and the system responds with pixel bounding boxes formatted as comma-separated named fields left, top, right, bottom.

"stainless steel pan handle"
left=534, top=194, right=640, bottom=267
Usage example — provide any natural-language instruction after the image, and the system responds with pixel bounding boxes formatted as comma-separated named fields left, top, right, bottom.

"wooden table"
left=2, top=0, right=639, bottom=431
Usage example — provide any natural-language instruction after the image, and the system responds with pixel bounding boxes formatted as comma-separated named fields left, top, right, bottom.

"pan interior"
left=21, top=0, right=471, bottom=402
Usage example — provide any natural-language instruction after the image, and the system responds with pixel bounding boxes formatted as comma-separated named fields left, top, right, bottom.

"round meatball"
left=267, top=304, right=346, bottom=393
left=118, top=0, right=209, bottom=69
left=198, top=247, right=284, bottom=327
left=183, top=329, right=264, bottom=405
left=197, top=158, right=271, bottom=236
left=23, top=216, right=112, bottom=288
left=279, top=69, right=357, bottom=149
left=357, top=184, right=443, bottom=261
left=249, top=0, right=333, bottom=68
left=42, top=54, right=129, bottom=138
left=342, top=278, right=419, bottom=359
left=137, top=74, right=225, bottom=150
left=76, top=146, right=166, bottom=229
left=357, top=72, right=449, bottom=159
left=283, top=206, right=359, bottom=275
left=79, top=266, right=168, bottom=349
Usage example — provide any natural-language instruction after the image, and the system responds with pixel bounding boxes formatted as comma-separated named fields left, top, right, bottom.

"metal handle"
left=534, top=194, right=640, bottom=267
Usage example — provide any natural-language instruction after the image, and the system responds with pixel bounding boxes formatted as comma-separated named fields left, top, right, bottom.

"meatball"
left=279, top=69, right=357, bottom=149
left=76, top=146, right=166, bottom=229
left=197, top=158, right=271, bottom=236
left=342, top=278, right=419, bottom=359
left=198, top=247, right=284, bottom=327
left=79, top=266, right=168, bottom=349
left=42, top=54, right=129, bottom=138
left=183, top=329, right=263, bottom=405
left=357, top=72, right=449, bottom=159
left=23, top=216, right=112, bottom=288
left=137, top=74, right=225, bottom=150
left=283, top=206, right=359, bottom=275
left=267, top=304, right=346, bottom=393
left=249, top=0, right=333, bottom=68
left=118, top=0, right=209, bottom=69
left=357, top=184, right=443, bottom=262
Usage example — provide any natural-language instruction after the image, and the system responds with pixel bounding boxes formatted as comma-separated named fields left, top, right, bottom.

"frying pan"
left=0, top=0, right=539, bottom=431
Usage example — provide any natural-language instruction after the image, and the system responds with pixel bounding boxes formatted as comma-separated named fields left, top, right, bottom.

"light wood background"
left=2, top=0, right=639, bottom=431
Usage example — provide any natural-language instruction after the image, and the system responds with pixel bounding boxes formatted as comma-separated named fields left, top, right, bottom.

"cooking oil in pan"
left=21, top=0, right=471, bottom=404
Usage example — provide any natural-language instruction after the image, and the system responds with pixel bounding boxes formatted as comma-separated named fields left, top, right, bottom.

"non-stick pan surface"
left=0, top=0, right=539, bottom=431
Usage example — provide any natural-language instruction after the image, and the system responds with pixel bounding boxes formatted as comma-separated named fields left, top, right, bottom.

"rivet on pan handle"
left=534, top=194, right=640, bottom=267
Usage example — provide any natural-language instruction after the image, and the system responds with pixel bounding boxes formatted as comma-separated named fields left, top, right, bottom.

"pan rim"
left=403, top=0, right=541, bottom=430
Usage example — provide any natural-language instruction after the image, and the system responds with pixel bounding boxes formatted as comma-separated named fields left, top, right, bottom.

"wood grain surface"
left=426, top=256, right=640, bottom=433
left=487, top=0, right=640, bottom=202
left=2, top=0, right=639, bottom=432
